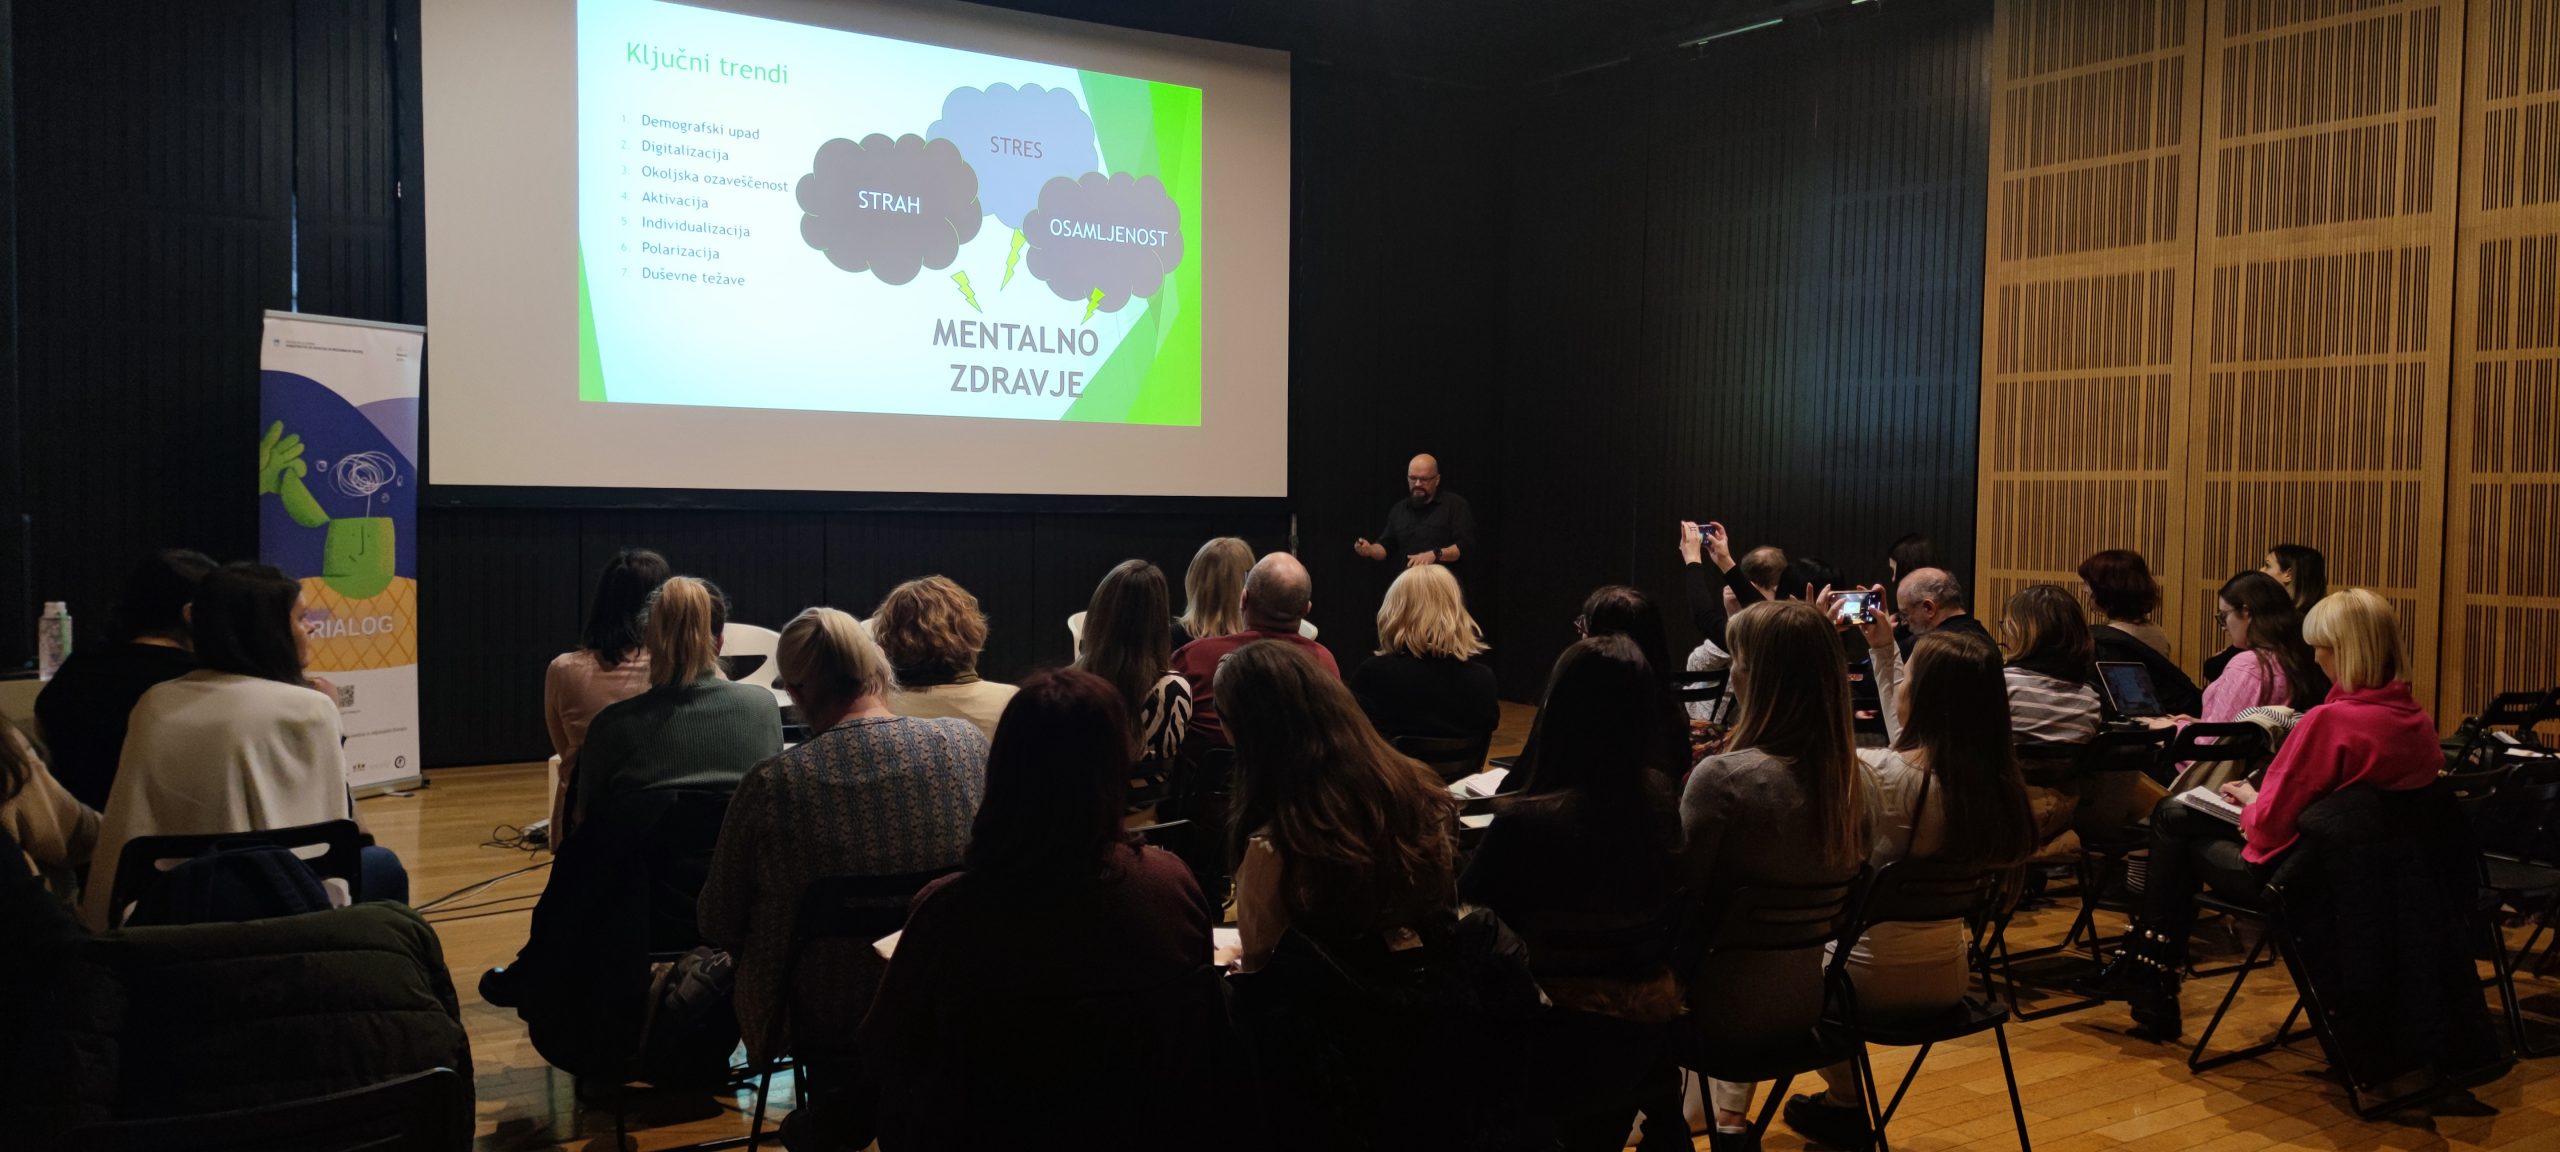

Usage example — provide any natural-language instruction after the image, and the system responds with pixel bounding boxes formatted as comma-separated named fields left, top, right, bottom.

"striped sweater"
left=2004, top=666, right=2102, bottom=745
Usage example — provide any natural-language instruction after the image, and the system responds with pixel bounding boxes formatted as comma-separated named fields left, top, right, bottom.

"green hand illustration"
left=259, top=420, right=329, bottom=529
left=258, top=419, right=396, bottom=601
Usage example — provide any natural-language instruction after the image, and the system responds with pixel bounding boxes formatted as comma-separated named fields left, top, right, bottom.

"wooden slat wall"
left=2186, top=0, right=2461, bottom=704
left=1978, top=0, right=2206, bottom=652
left=2445, top=0, right=2560, bottom=723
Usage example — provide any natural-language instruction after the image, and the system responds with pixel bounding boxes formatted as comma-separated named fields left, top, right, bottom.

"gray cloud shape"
left=926, top=84, right=1099, bottom=231
left=795, top=133, right=985, bottom=285
left=1019, top=172, right=1185, bottom=313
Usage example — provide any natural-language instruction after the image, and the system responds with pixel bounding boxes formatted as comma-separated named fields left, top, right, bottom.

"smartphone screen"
left=1836, top=591, right=1875, bottom=624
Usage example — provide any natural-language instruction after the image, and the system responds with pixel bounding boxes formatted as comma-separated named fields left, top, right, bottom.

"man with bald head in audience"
left=1356, top=453, right=1474, bottom=571
left=1169, top=550, right=1341, bottom=753
left=1894, top=566, right=1993, bottom=656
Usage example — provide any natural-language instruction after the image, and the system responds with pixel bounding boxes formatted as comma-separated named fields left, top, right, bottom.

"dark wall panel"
left=15, top=0, right=295, bottom=656
left=1491, top=66, right=1653, bottom=698
left=1497, top=1, right=1991, bottom=701
left=416, top=508, right=580, bottom=766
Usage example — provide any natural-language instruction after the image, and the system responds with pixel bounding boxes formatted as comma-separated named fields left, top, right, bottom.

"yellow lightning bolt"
left=951, top=271, right=982, bottom=313
left=1081, top=288, right=1103, bottom=323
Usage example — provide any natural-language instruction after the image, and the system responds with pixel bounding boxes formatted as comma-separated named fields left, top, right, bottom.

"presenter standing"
left=1355, top=454, right=1474, bottom=570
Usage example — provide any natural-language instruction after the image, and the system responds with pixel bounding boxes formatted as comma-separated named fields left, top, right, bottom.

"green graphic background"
left=576, top=74, right=1203, bottom=423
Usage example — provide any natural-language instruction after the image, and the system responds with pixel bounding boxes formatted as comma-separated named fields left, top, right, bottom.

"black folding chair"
left=1161, top=747, right=1239, bottom=907
left=1667, top=872, right=1867, bottom=1149
left=1676, top=669, right=1731, bottom=725
left=62, top=1066, right=471, bottom=1152
left=746, top=868, right=960, bottom=1148
left=2452, top=689, right=2560, bottom=771
left=2445, top=763, right=2554, bottom=1057
left=1830, top=860, right=2031, bottom=1152
left=107, top=818, right=368, bottom=928
left=2466, top=755, right=2560, bottom=1052
left=1390, top=733, right=1492, bottom=783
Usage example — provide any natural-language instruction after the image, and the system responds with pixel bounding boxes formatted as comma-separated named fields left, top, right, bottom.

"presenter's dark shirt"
left=32, top=642, right=199, bottom=810
left=1374, top=492, right=1476, bottom=561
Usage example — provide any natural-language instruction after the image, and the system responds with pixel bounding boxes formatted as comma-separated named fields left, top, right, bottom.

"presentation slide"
left=421, top=0, right=1289, bottom=497
left=580, top=0, right=1203, bottom=425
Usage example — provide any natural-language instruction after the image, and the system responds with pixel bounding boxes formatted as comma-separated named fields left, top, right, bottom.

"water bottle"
left=36, top=601, right=71, bottom=681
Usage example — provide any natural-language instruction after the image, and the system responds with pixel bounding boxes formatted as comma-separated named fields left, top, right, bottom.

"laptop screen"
left=2098, top=661, right=2165, bottom=718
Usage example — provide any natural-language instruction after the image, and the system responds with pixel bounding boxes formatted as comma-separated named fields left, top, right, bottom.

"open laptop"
left=2097, top=661, right=2166, bottom=719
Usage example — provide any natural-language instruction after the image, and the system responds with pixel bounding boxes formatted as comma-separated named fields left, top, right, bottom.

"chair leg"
left=747, top=1063, right=774, bottom=1149
left=1994, top=1025, right=2033, bottom=1152
left=1877, top=1041, right=1934, bottom=1130
left=2487, top=913, right=2554, bottom=1059
left=1744, top=1073, right=1796, bottom=1142
left=1856, top=1042, right=1893, bottom=1152
left=2188, top=932, right=2275, bottom=1072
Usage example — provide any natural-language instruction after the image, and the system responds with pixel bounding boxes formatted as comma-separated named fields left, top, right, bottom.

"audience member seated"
left=1883, top=533, right=1937, bottom=657
left=2077, top=549, right=2203, bottom=717
left=480, top=578, right=778, bottom=1064
left=1998, top=583, right=2131, bottom=849
left=32, top=548, right=216, bottom=810
left=700, top=607, right=988, bottom=1148
left=1680, top=600, right=1871, bottom=1137
left=1998, top=584, right=2104, bottom=746
left=1766, top=627, right=2037, bottom=1148
left=1, top=716, right=96, bottom=901
left=543, top=547, right=670, bottom=841
left=1509, top=585, right=1691, bottom=791
left=1461, top=635, right=1687, bottom=1152
left=2149, top=572, right=2330, bottom=734
left=1169, top=551, right=1336, bottom=753
left=2206, top=542, right=2327, bottom=682
left=1894, top=566, right=1993, bottom=654
left=567, top=576, right=780, bottom=838
left=1678, top=520, right=1787, bottom=646
left=860, top=670, right=1215, bottom=1151
left=1351, top=565, right=1498, bottom=744
left=1216, top=640, right=1536, bottom=1148
left=1073, top=560, right=1192, bottom=817
left=2091, top=589, right=2439, bottom=1040
left=83, top=563, right=391, bottom=931
left=1174, top=535, right=1254, bottom=647
left=875, top=575, right=1017, bottom=741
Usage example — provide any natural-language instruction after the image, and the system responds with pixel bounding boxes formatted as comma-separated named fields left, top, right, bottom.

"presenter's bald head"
left=1407, top=454, right=1441, bottom=502
left=1243, top=551, right=1314, bottom=630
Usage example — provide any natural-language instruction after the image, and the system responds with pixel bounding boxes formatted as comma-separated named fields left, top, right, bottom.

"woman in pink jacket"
left=2089, top=588, right=2441, bottom=1040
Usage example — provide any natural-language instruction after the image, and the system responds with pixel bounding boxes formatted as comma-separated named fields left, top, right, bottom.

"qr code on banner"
left=336, top=683, right=357, bottom=708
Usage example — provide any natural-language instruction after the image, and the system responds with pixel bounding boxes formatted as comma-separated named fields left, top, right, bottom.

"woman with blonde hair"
left=1680, top=599, right=1871, bottom=1139
left=1349, top=564, right=1499, bottom=746
left=1175, top=537, right=1254, bottom=645
left=701, top=605, right=990, bottom=1148
left=566, top=575, right=781, bottom=834
left=875, top=575, right=1016, bottom=741
left=2090, top=589, right=2442, bottom=1040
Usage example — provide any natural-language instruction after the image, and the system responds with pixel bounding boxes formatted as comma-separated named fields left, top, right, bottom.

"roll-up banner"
left=258, top=311, right=426, bottom=795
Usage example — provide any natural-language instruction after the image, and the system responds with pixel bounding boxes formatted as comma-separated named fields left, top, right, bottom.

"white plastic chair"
left=1067, top=611, right=1088, bottom=656
left=722, top=622, right=790, bottom=708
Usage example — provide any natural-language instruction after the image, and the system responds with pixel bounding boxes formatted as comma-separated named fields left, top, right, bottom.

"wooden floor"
left=362, top=702, right=2560, bottom=1151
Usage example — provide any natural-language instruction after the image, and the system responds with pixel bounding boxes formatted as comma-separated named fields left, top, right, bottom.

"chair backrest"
left=1298, top=618, right=1319, bottom=641
left=2482, top=756, right=2560, bottom=862
left=1692, top=872, right=1864, bottom=957
left=110, top=819, right=366, bottom=927
left=1132, top=818, right=1192, bottom=853
left=2159, top=721, right=2268, bottom=768
left=1675, top=669, right=1728, bottom=706
left=1066, top=611, right=1088, bottom=655
left=789, top=868, right=958, bottom=951
left=1852, top=858, right=2009, bottom=932
left=1391, top=733, right=1491, bottom=783
left=63, top=1066, right=471, bottom=1152
left=722, top=622, right=784, bottom=689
